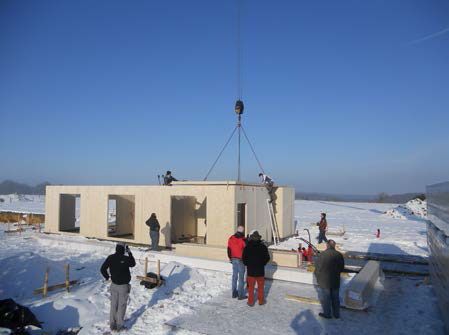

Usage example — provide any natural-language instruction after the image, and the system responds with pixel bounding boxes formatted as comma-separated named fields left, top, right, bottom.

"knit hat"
left=249, top=230, right=261, bottom=241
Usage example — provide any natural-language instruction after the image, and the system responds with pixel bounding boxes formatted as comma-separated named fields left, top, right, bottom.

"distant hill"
left=296, top=191, right=424, bottom=204
left=0, top=180, right=51, bottom=195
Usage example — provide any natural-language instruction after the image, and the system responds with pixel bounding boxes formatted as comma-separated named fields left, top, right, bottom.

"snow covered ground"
left=0, top=226, right=444, bottom=335
left=275, top=200, right=429, bottom=257
left=0, top=197, right=442, bottom=334
left=0, top=194, right=45, bottom=214
left=0, top=225, right=228, bottom=335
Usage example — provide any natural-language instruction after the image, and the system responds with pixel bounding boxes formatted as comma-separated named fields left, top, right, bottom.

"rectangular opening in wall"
left=237, top=203, right=246, bottom=231
left=171, top=196, right=207, bottom=244
left=59, top=194, right=81, bottom=233
left=107, top=195, right=135, bottom=239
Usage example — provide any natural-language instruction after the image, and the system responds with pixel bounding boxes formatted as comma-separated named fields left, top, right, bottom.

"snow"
left=0, top=197, right=444, bottom=334
left=274, top=200, right=429, bottom=257
left=167, top=277, right=443, bottom=335
left=383, top=198, right=427, bottom=219
left=0, top=194, right=45, bottom=214
left=0, top=226, right=228, bottom=334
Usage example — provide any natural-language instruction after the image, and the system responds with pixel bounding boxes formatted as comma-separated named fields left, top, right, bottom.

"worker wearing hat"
left=242, top=230, right=270, bottom=306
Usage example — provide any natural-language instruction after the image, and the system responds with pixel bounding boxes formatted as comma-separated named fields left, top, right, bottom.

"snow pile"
left=405, top=198, right=427, bottom=218
left=383, top=198, right=427, bottom=220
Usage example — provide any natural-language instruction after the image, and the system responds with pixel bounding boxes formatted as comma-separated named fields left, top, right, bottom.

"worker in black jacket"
left=242, top=230, right=270, bottom=306
left=145, top=213, right=160, bottom=251
left=314, top=240, right=345, bottom=319
left=163, top=171, right=178, bottom=186
left=100, top=243, right=136, bottom=331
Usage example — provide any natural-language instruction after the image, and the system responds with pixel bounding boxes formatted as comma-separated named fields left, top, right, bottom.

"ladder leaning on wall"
left=267, top=199, right=281, bottom=245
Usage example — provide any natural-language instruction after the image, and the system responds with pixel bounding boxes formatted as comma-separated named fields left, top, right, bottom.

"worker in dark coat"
left=317, top=212, right=328, bottom=244
left=163, top=171, right=178, bottom=186
left=100, top=243, right=136, bottom=331
left=242, top=230, right=270, bottom=306
left=227, top=225, right=247, bottom=299
left=259, top=173, right=275, bottom=202
left=314, top=240, right=345, bottom=319
left=145, top=213, right=160, bottom=251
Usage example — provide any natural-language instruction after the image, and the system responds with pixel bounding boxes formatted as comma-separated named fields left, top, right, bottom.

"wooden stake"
left=144, top=257, right=148, bottom=276
left=65, top=264, right=70, bottom=292
left=157, top=259, right=161, bottom=284
left=43, top=267, right=50, bottom=297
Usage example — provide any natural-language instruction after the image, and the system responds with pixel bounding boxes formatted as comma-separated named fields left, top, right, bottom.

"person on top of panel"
left=163, top=171, right=178, bottom=186
left=259, top=173, right=275, bottom=202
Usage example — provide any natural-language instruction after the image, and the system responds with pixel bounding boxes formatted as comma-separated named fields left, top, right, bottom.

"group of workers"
left=226, top=214, right=344, bottom=320
left=99, top=170, right=343, bottom=332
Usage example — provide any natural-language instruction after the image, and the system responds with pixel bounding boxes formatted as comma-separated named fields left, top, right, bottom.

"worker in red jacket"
left=227, top=225, right=247, bottom=299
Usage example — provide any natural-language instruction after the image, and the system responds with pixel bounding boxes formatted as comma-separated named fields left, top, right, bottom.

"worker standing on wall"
left=317, top=212, right=328, bottom=244
left=145, top=213, right=160, bottom=251
left=242, top=230, right=270, bottom=306
left=163, top=171, right=178, bottom=186
left=314, top=240, right=345, bottom=319
left=227, top=225, right=247, bottom=300
left=258, top=173, right=275, bottom=202
left=100, top=243, right=136, bottom=332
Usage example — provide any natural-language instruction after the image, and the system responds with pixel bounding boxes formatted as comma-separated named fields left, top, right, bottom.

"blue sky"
left=1, top=0, right=448, bottom=194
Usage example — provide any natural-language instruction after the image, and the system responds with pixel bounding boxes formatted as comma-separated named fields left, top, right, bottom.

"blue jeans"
left=318, top=231, right=328, bottom=244
left=150, top=231, right=159, bottom=251
left=231, top=258, right=245, bottom=298
left=319, top=288, right=340, bottom=318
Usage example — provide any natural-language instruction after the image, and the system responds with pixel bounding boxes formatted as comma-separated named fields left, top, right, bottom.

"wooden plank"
left=34, top=280, right=79, bottom=294
left=65, top=264, right=70, bottom=292
left=285, top=294, right=364, bottom=311
left=4, top=229, right=24, bottom=234
left=43, top=267, right=49, bottom=297
left=285, top=294, right=320, bottom=305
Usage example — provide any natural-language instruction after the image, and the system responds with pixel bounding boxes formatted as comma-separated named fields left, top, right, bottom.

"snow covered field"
left=277, top=200, right=429, bottom=257
left=0, top=194, right=45, bottom=214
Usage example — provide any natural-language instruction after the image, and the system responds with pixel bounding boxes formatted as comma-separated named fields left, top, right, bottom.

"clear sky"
left=1, top=0, right=448, bottom=194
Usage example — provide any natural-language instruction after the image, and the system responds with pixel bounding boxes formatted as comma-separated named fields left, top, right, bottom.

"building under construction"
left=45, top=181, right=295, bottom=250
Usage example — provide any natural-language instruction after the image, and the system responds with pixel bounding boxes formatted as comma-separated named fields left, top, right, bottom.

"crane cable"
left=237, top=0, right=242, bottom=100
left=203, top=0, right=268, bottom=180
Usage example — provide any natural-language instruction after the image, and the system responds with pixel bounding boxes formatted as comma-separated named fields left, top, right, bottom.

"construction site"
left=44, top=182, right=297, bottom=265
left=1, top=0, right=449, bottom=334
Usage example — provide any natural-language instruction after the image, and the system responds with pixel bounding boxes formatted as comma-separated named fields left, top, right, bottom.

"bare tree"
left=377, top=192, right=389, bottom=203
